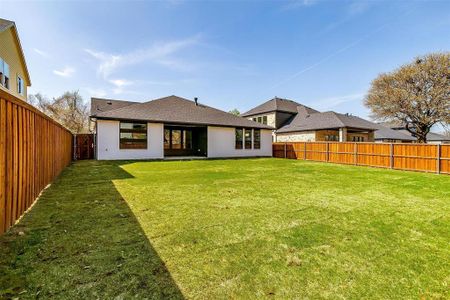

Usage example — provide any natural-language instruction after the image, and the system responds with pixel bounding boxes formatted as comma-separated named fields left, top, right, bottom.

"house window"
left=257, top=116, right=262, bottom=123
left=352, top=136, right=365, bottom=142
left=17, top=76, right=24, bottom=95
left=235, top=128, right=243, bottom=149
left=244, top=128, right=252, bottom=149
left=183, top=130, right=193, bottom=149
left=0, top=58, right=10, bottom=89
left=119, top=122, right=147, bottom=149
left=262, top=116, right=267, bottom=125
left=325, top=135, right=338, bottom=141
left=254, top=129, right=261, bottom=149
left=171, top=130, right=182, bottom=149
left=252, top=118, right=257, bottom=122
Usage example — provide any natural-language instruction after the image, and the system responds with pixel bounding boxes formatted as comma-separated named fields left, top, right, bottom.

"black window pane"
left=244, top=128, right=252, bottom=149
left=172, top=130, right=182, bottom=149
left=235, top=128, right=243, bottom=149
left=254, top=129, right=261, bottom=149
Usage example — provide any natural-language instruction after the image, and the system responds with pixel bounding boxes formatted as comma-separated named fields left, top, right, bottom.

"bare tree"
left=365, top=52, right=450, bottom=143
left=28, top=91, right=89, bottom=134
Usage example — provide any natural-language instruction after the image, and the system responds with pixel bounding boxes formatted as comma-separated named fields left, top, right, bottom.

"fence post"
left=304, top=142, right=307, bottom=160
left=389, top=143, right=394, bottom=169
left=326, top=142, right=329, bottom=162
left=437, top=144, right=441, bottom=174
left=284, top=142, right=287, bottom=159
left=354, top=143, right=358, bottom=165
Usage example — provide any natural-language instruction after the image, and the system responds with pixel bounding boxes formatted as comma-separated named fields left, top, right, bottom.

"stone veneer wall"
left=275, top=131, right=316, bottom=142
left=247, top=113, right=276, bottom=128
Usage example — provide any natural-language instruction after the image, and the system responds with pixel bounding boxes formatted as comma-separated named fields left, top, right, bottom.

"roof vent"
left=194, top=97, right=198, bottom=106
left=107, top=101, right=112, bottom=105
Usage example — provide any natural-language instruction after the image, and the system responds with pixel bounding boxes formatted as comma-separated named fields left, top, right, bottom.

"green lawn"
left=1, top=158, right=449, bottom=299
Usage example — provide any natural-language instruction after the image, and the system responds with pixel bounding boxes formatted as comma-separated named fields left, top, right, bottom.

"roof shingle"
left=241, top=97, right=318, bottom=117
left=91, top=95, right=273, bottom=129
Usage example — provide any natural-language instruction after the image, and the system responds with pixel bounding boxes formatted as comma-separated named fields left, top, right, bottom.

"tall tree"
left=365, top=52, right=450, bottom=143
left=28, top=91, right=89, bottom=134
left=229, top=108, right=240, bottom=116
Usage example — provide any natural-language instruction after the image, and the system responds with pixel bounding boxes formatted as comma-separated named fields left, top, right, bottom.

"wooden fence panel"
left=440, top=145, right=450, bottom=174
left=273, top=141, right=448, bottom=174
left=0, top=89, right=73, bottom=234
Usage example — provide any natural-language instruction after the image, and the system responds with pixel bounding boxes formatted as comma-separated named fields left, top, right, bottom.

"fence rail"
left=273, top=142, right=450, bottom=174
left=0, top=89, right=73, bottom=234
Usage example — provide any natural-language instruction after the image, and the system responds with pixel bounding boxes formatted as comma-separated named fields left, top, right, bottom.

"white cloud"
left=34, top=48, right=49, bottom=58
left=53, top=67, right=75, bottom=78
left=348, top=1, right=372, bottom=15
left=313, top=93, right=365, bottom=110
left=84, top=87, right=107, bottom=98
left=281, top=0, right=319, bottom=10
left=84, top=35, right=201, bottom=79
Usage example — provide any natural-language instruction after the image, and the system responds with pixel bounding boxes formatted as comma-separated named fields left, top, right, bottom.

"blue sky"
left=1, top=0, right=449, bottom=120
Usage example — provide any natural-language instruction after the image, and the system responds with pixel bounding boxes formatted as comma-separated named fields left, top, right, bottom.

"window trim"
left=119, top=121, right=148, bottom=150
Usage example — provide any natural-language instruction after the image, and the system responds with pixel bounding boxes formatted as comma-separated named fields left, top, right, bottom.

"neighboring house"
left=90, top=95, right=273, bottom=160
left=242, top=97, right=378, bottom=142
left=378, top=123, right=450, bottom=144
left=373, top=124, right=416, bottom=143
left=0, top=18, right=31, bottom=101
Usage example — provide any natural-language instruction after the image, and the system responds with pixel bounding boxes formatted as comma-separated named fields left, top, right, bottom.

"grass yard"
left=1, top=158, right=449, bottom=299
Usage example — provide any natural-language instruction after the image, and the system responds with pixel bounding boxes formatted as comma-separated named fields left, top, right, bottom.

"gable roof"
left=241, top=97, right=318, bottom=117
left=277, top=111, right=379, bottom=133
left=0, top=18, right=31, bottom=85
left=91, top=95, right=273, bottom=129
left=373, top=124, right=416, bottom=141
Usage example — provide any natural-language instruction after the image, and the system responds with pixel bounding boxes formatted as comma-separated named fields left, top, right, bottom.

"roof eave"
left=93, top=116, right=274, bottom=130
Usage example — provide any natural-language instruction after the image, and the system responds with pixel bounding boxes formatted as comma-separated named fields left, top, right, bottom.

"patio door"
left=164, top=125, right=207, bottom=156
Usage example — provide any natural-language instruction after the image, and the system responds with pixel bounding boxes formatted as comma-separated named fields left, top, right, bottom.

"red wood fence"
left=0, top=89, right=73, bottom=234
left=273, top=142, right=450, bottom=174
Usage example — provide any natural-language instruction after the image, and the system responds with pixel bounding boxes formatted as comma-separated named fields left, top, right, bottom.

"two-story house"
left=0, top=18, right=31, bottom=101
left=242, top=97, right=378, bottom=142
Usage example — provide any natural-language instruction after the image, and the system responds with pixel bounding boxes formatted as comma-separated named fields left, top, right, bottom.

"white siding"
left=275, top=131, right=316, bottom=142
left=97, top=120, right=164, bottom=160
left=207, top=126, right=272, bottom=158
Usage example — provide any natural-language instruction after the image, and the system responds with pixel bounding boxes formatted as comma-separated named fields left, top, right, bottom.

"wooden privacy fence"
left=0, top=89, right=73, bottom=234
left=273, top=142, right=450, bottom=174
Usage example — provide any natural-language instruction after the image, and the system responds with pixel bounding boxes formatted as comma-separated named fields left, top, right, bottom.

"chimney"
left=194, top=97, right=198, bottom=106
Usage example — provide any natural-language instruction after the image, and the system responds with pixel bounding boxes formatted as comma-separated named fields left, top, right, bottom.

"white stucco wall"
left=275, top=131, right=316, bottom=142
left=97, top=120, right=164, bottom=160
left=207, top=126, right=272, bottom=158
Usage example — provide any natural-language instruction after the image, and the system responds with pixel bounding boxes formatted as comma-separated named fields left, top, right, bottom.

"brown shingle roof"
left=91, top=95, right=273, bottom=129
left=373, top=124, right=416, bottom=141
left=277, top=111, right=379, bottom=133
left=91, top=97, right=139, bottom=115
left=241, top=97, right=318, bottom=116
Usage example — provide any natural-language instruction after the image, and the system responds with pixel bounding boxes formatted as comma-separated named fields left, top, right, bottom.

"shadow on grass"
left=0, top=160, right=184, bottom=299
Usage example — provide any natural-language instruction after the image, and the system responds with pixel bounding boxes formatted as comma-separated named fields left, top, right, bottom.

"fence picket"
left=0, top=89, right=73, bottom=234
left=273, top=141, right=448, bottom=174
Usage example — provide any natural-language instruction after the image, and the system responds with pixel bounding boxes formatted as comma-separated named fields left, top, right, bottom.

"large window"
left=244, top=128, right=252, bottom=149
left=235, top=128, right=243, bottom=149
left=119, top=122, right=147, bottom=149
left=262, top=116, right=267, bottom=125
left=254, top=129, right=261, bottom=149
left=0, top=58, right=10, bottom=89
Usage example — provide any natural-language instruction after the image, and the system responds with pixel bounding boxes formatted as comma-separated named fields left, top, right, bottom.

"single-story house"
left=373, top=124, right=416, bottom=143
left=385, top=123, right=450, bottom=144
left=90, top=95, right=273, bottom=160
left=242, top=97, right=378, bottom=142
